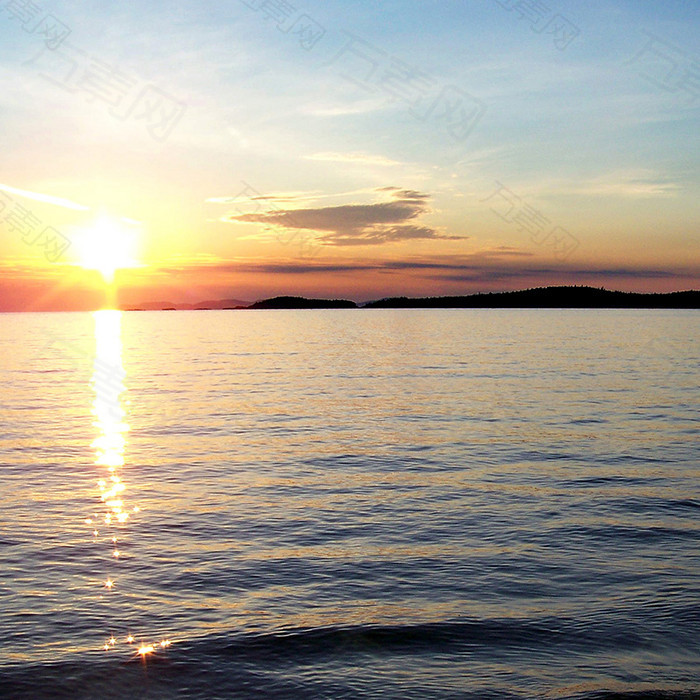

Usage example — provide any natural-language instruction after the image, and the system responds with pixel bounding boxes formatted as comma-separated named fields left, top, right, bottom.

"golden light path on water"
left=90, top=310, right=171, bottom=659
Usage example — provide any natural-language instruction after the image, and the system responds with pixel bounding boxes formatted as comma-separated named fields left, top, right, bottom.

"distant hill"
left=191, top=298, right=252, bottom=310
left=124, top=298, right=250, bottom=311
left=362, top=287, right=700, bottom=309
left=248, top=296, right=358, bottom=309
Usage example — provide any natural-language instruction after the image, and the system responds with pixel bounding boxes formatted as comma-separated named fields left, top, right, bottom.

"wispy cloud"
left=563, top=169, right=681, bottom=198
left=300, top=99, right=388, bottom=117
left=205, top=187, right=384, bottom=207
left=0, top=183, right=90, bottom=211
left=507, top=169, right=683, bottom=201
left=205, top=190, right=321, bottom=204
left=305, top=152, right=404, bottom=167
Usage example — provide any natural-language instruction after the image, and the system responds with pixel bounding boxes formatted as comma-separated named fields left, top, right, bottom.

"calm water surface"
left=0, top=309, right=698, bottom=699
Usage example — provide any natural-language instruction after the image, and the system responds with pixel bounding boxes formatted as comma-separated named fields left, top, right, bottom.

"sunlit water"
left=0, top=309, right=698, bottom=699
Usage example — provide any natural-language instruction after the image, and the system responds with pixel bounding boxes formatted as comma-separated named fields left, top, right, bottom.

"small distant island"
left=124, top=286, right=700, bottom=311
left=248, top=296, right=357, bottom=309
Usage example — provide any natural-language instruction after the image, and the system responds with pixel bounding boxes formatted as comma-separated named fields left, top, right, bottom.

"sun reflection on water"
left=89, top=309, right=172, bottom=659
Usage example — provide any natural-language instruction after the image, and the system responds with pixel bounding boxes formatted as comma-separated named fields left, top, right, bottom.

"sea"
left=0, top=308, right=698, bottom=699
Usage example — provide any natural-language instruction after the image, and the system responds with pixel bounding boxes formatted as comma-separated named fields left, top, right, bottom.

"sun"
left=75, top=215, right=140, bottom=282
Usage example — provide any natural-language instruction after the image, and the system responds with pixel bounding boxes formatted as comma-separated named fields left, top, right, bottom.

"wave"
left=2, top=621, right=699, bottom=699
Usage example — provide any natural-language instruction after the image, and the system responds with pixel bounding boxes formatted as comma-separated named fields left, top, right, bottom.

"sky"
left=0, top=0, right=698, bottom=309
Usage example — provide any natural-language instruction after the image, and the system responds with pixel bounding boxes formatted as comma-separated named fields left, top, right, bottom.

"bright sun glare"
left=76, top=215, right=140, bottom=282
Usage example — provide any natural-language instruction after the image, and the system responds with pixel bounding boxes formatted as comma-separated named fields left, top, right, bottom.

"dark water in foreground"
left=0, top=309, right=698, bottom=699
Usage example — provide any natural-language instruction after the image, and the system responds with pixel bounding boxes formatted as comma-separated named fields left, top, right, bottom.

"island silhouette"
left=248, top=296, right=358, bottom=309
left=126, top=286, right=699, bottom=311
left=362, top=286, right=700, bottom=309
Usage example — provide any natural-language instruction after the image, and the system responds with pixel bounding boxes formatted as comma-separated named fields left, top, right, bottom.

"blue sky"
left=0, top=0, right=698, bottom=307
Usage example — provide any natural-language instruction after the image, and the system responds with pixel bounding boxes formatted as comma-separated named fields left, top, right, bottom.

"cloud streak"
left=561, top=169, right=681, bottom=199
left=304, top=152, right=404, bottom=167
left=145, top=250, right=698, bottom=284
left=0, top=183, right=90, bottom=211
